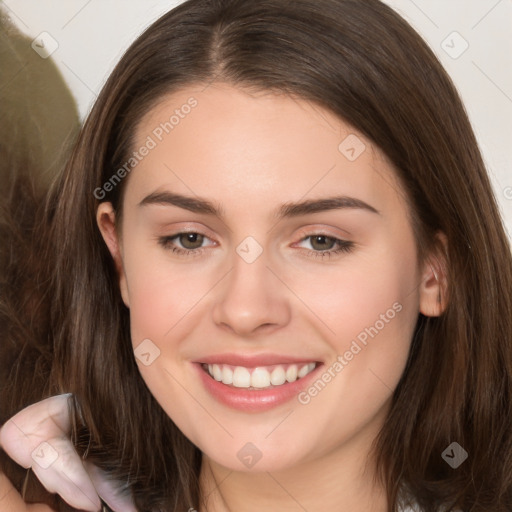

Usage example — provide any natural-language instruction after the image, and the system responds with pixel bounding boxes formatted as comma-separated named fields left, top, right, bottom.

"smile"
left=202, top=362, right=317, bottom=389
left=194, top=356, right=323, bottom=412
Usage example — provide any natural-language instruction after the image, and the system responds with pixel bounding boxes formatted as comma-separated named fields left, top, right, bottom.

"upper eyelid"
left=294, top=225, right=350, bottom=239
left=167, top=221, right=349, bottom=234
left=161, top=222, right=350, bottom=238
left=155, top=215, right=352, bottom=238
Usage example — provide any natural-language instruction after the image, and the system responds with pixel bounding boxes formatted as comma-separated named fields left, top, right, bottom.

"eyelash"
left=158, top=232, right=354, bottom=260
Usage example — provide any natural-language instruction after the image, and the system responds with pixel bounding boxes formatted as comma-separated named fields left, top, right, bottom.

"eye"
left=158, top=232, right=215, bottom=256
left=295, top=234, right=354, bottom=260
left=157, top=231, right=354, bottom=260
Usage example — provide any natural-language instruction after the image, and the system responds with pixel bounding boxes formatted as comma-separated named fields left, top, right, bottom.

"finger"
left=84, top=461, right=137, bottom=512
left=30, top=436, right=101, bottom=512
left=0, top=395, right=101, bottom=512
left=0, top=394, right=73, bottom=468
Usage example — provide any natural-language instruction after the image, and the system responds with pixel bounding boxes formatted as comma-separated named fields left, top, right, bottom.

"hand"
left=0, top=394, right=136, bottom=512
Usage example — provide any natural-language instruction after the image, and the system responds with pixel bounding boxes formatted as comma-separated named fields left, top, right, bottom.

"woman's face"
left=98, top=83, right=442, bottom=473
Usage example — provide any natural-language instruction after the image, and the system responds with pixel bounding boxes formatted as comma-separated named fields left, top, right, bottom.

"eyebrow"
left=139, top=191, right=380, bottom=219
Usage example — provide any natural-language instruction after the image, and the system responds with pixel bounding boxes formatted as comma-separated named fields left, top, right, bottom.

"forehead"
left=126, top=83, right=406, bottom=219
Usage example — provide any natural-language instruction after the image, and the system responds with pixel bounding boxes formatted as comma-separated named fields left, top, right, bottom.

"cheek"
left=290, top=238, right=420, bottom=398
left=122, top=243, right=215, bottom=346
left=287, top=257, right=419, bottom=449
left=121, top=248, right=211, bottom=437
left=292, top=245, right=418, bottom=347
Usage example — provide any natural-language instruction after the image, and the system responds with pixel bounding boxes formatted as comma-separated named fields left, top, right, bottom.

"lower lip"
left=194, top=363, right=323, bottom=412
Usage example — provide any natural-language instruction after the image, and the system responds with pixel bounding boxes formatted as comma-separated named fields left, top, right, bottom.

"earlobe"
left=96, top=202, right=130, bottom=307
left=418, top=233, right=449, bottom=317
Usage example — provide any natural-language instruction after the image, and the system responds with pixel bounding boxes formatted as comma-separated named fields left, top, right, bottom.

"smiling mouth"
left=201, top=362, right=318, bottom=390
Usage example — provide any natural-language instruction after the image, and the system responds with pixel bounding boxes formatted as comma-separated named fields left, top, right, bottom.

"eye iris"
left=310, top=235, right=335, bottom=251
left=180, top=233, right=204, bottom=249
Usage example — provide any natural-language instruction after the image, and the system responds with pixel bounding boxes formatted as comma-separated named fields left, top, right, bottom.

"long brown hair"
left=3, top=0, right=512, bottom=510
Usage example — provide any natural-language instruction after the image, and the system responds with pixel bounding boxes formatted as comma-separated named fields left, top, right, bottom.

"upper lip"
left=196, top=353, right=322, bottom=367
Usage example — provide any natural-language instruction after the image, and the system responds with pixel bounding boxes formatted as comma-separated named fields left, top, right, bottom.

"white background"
left=3, top=0, right=512, bottom=238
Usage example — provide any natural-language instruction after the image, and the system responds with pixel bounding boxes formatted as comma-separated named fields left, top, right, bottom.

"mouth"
left=201, top=362, right=317, bottom=390
left=194, top=356, right=323, bottom=412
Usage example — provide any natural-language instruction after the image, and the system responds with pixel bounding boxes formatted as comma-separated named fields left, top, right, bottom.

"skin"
left=96, top=83, right=447, bottom=512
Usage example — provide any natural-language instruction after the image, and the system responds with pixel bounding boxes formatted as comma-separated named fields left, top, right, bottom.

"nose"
left=212, top=242, right=291, bottom=338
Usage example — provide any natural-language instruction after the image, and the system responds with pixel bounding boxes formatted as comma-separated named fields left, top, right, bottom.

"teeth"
left=298, top=362, right=316, bottom=378
left=222, top=365, right=233, bottom=385
left=212, top=364, right=222, bottom=381
left=251, top=368, right=270, bottom=388
left=205, top=362, right=317, bottom=389
left=232, top=366, right=251, bottom=388
left=270, top=366, right=286, bottom=385
left=286, top=365, right=297, bottom=382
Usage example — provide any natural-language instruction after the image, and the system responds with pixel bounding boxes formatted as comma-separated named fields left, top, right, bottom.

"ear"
left=96, top=202, right=130, bottom=308
left=419, top=232, right=449, bottom=317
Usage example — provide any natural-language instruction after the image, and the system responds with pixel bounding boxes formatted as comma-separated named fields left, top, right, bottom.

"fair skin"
left=0, top=82, right=446, bottom=512
left=96, top=83, right=446, bottom=512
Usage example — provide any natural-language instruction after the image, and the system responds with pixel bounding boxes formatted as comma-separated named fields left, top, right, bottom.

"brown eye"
left=294, top=233, right=354, bottom=260
left=158, top=231, right=214, bottom=256
left=309, top=235, right=337, bottom=251
left=178, top=232, right=205, bottom=250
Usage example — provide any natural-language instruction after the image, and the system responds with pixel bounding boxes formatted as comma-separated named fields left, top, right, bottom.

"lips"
left=193, top=354, right=323, bottom=412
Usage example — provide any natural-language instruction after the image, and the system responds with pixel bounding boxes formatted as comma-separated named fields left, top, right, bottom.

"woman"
left=1, top=0, right=511, bottom=510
